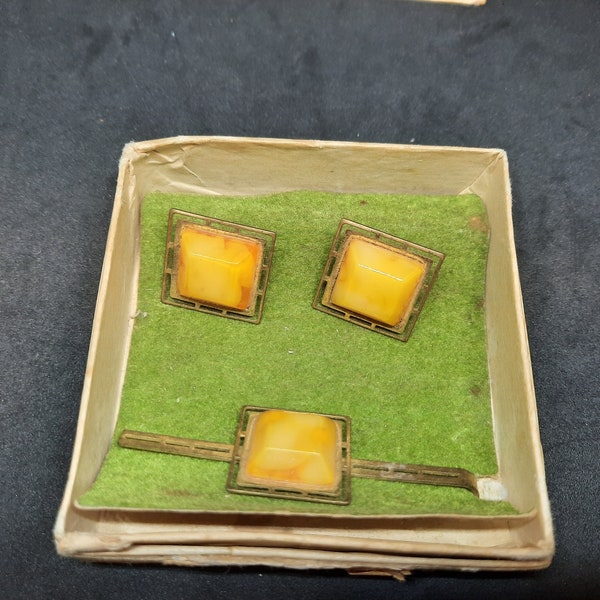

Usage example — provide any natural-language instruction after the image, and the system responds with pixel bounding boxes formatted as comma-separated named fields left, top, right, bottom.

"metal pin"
left=119, top=429, right=480, bottom=498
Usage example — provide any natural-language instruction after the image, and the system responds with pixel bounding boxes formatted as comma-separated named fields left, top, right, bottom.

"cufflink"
left=161, top=209, right=276, bottom=324
left=313, top=219, right=444, bottom=341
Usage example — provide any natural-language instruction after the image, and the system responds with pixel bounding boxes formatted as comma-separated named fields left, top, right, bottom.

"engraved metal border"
left=161, top=209, right=276, bottom=324
left=312, top=219, right=445, bottom=341
left=226, top=406, right=352, bottom=505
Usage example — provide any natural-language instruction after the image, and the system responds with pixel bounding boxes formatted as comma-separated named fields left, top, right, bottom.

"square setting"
left=227, top=406, right=351, bottom=504
left=162, top=209, right=276, bottom=323
left=313, top=219, right=444, bottom=341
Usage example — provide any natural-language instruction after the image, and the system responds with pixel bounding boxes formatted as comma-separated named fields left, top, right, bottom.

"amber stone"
left=176, top=225, right=262, bottom=311
left=240, top=410, right=340, bottom=491
left=330, top=236, right=426, bottom=326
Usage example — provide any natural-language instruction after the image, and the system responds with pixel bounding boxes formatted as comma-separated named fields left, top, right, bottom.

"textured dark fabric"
left=1, top=0, right=598, bottom=598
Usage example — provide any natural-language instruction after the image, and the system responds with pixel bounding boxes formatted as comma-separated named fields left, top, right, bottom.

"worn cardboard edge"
left=64, top=546, right=551, bottom=574
left=54, top=136, right=553, bottom=571
left=55, top=521, right=552, bottom=561
left=54, top=151, right=137, bottom=541
left=129, top=135, right=503, bottom=166
left=466, top=151, right=554, bottom=556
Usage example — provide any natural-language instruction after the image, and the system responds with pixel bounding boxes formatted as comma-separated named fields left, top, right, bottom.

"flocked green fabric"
left=78, top=191, right=516, bottom=516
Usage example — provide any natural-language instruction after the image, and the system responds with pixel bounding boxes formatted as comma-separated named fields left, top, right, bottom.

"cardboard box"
left=54, top=136, right=553, bottom=576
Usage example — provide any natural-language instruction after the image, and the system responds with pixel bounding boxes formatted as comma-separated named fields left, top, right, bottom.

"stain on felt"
left=163, top=488, right=198, bottom=498
left=469, top=215, right=489, bottom=234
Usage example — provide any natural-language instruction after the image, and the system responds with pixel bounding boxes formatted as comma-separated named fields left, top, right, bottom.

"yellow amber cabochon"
left=330, top=236, right=426, bottom=326
left=241, top=410, right=340, bottom=490
left=176, top=225, right=262, bottom=311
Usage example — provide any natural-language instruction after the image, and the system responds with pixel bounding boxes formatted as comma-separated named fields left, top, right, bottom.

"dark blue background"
left=1, top=1, right=598, bottom=598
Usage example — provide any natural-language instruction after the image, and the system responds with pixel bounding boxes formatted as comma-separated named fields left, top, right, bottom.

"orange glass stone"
left=330, top=236, right=426, bottom=326
left=176, top=225, right=262, bottom=311
left=239, top=410, right=340, bottom=492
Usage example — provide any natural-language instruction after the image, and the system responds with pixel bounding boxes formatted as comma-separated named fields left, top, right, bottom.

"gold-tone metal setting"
left=226, top=406, right=352, bottom=505
left=118, top=430, right=233, bottom=462
left=351, top=458, right=479, bottom=497
left=161, top=209, right=276, bottom=324
left=313, top=219, right=445, bottom=341
left=118, top=406, right=484, bottom=504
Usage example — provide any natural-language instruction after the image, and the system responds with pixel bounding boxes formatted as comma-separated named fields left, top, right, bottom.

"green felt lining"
left=79, top=191, right=516, bottom=516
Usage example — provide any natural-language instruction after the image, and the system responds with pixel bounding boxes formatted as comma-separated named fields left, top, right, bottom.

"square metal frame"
left=161, top=209, right=276, bottom=324
left=313, top=219, right=445, bottom=341
left=226, top=406, right=352, bottom=505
